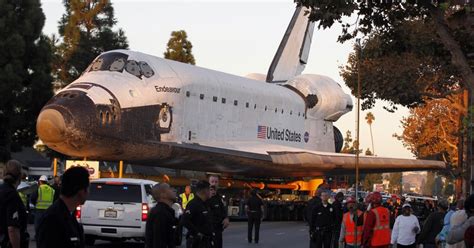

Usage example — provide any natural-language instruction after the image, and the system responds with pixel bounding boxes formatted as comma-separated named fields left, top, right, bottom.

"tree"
left=298, top=1, right=473, bottom=109
left=164, top=30, right=196, bottom=65
left=387, top=173, right=403, bottom=193
left=362, top=173, right=383, bottom=191
left=394, top=96, right=463, bottom=166
left=0, top=0, right=53, bottom=162
left=365, top=112, right=375, bottom=154
left=55, top=0, right=129, bottom=86
left=423, top=171, right=436, bottom=195
left=341, top=130, right=362, bottom=154
left=365, top=148, right=373, bottom=156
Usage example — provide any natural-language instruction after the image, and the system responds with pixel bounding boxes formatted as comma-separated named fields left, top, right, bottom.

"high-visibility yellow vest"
left=19, top=192, right=28, bottom=207
left=36, top=184, right=55, bottom=210
left=180, top=193, right=194, bottom=210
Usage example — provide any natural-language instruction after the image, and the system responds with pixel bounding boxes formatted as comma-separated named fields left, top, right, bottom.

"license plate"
left=104, top=210, right=117, bottom=218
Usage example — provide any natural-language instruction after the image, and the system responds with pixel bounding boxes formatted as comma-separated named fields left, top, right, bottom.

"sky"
left=40, top=0, right=414, bottom=159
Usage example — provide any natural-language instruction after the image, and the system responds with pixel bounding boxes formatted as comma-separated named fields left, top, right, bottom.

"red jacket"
left=362, top=206, right=390, bottom=248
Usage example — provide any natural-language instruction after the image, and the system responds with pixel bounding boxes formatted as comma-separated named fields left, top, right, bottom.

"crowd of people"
left=305, top=189, right=474, bottom=248
left=1, top=159, right=474, bottom=248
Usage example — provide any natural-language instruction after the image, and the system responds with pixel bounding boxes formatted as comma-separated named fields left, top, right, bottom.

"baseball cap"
left=402, top=203, right=411, bottom=208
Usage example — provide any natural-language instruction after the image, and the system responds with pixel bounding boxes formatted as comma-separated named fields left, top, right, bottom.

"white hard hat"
left=39, top=175, right=48, bottom=182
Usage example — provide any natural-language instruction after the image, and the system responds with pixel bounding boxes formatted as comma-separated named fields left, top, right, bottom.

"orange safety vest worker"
left=180, top=192, right=194, bottom=210
left=370, top=206, right=391, bottom=246
left=343, top=210, right=363, bottom=246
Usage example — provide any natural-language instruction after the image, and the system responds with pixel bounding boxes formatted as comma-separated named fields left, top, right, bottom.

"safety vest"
left=370, top=206, right=391, bottom=246
left=180, top=193, right=194, bottom=210
left=36, top=184, right=55, bottom=210
left=344, top=210, right=363, bottom=245
left=19, top=192, right=28, bottom=207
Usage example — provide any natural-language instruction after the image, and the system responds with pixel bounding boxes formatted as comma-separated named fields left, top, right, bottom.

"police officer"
left=31, top=175, right=55, bottom=237
left=245, top=189, right=264, bottom=244
left=182, top=180, right=213, bottom=248
left=310, top=191, right=334, bottom=248
left=0, top=160, right=29, bottom=248
left=207, top=185, right=228, bottom=248
left=207, top=175, right=229, bottom=248
left=146, top=183, right=178, bottom=248
left=36, top=166, right=90, bottom=248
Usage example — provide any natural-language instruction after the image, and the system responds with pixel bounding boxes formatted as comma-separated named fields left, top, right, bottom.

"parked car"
left=76, top=178, right=157, bottom=245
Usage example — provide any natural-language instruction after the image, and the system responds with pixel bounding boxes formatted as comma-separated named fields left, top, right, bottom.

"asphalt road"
left=28, top=221, right=310, bottom=248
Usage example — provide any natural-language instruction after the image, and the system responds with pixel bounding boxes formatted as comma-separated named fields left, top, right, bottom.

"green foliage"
left=341, top=130, right=362, bottom=154
left=423, top=171, right=436, bottom=195
left=340, top=20, right=462, bottom=111
left=298, top=0, right=473, bottom=111
left=54, top=0, right=129, bottom=86
left=365, top=148, right=372, bottom=156
left=164, top=30, right=196, bottom=65
left=387, top=173, right=402, bottom=193
left=0, top=0, right=53, bottom=161
left=362, top=173, right=383, bottom=191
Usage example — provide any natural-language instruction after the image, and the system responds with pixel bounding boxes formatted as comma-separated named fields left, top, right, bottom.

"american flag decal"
left=257, top=125, right=267, bottom=139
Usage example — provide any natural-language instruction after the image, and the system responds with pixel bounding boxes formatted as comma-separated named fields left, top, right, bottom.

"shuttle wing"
left=173, top=141, right=445, bottom=177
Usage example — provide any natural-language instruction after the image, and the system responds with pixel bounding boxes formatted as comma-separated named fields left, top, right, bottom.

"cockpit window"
left=110, top=57, right=127, bottom=71
left=86, top=52, right=156, bottom=79
left=125, top=60, right=141, bottom=77
left=91, top=58, right=104, bottom=71
left=139, top=61, right=154, bottom=78
left=89, top=52, right=129, bottom=72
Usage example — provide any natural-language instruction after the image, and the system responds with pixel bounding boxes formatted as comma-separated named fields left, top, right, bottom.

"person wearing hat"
left=181, top=180, right=213, bottom=248
left=339, top=196, right=364, bottom=248
left=391, top=203, right=420, bottom=248
left=0, top=160, right=29, bottom=248
left=417, top=199, right=448, bottom=248
left=362, top=191, right=391, bottom=248
left=30, top=175, right=55, bottom=239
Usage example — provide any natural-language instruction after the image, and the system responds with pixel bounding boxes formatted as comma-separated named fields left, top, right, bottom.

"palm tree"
left=365, top=112, right=375, bottom=155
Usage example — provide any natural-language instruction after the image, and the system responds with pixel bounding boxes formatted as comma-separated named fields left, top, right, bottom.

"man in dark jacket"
left=417, top=199, right=448, bottom=248
left=37, top=166, right=90, bottom=248
left=332, top=192, right=344, bottom=248
left=207, top=185, right=229, bottom=248
left=310, top=191, right=335, bottom=248
left=146, top=183, right=178, bottom=248
left=0, top=160, right=29, bottom=248
left=182, top=181, right=213, bottom=248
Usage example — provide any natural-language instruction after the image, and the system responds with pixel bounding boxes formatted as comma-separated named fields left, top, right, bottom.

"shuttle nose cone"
left=37, top=109, right=66, bottom=143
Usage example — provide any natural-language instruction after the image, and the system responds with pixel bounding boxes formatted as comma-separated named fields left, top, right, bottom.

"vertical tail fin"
left=266, top=6, right=315, bottom=83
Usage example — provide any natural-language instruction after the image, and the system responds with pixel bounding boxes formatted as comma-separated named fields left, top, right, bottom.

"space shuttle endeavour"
left=36, top=6, right=444, bottom=177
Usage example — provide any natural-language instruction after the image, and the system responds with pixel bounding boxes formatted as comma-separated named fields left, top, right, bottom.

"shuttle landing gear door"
left=158, top=103, right=172, bottom=132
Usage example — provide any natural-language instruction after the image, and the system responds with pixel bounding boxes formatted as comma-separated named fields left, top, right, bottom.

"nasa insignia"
left=304, top=132, right=309, bottom=143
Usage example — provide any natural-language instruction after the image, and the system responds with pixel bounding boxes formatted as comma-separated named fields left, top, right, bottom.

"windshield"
left=87, top=52, right=155, bottom=78
left=88, top=182, right=142, bottom=203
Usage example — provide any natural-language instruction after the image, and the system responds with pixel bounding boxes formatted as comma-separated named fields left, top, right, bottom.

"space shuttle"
left=36, top=6, right=444, bottom=177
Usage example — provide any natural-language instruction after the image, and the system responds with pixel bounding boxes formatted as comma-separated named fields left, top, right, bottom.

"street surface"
left=28, top=221, right=310, bottom=248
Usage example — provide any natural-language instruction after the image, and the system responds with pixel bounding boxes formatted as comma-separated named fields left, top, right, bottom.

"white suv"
left=77, top=178, right=157, bottom=245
